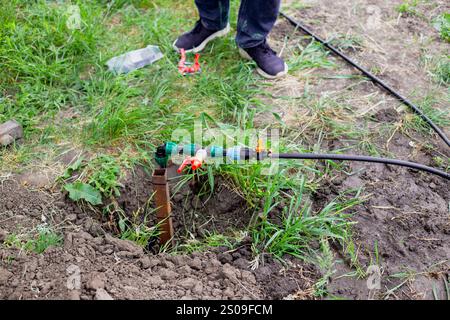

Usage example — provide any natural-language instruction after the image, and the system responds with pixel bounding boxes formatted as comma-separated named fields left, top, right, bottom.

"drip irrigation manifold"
left=279, top=11, right=450, bottom=149
left=154, top=142, right=450, bottom=180
left=152, top=141, right=448, bottom=245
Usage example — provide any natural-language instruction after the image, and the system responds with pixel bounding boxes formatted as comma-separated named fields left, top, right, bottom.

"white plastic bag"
left=106, top=45, right=163, bottom=74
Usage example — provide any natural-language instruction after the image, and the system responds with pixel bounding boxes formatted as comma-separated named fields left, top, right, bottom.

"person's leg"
left=173, top=0, right=231, bottom=53
left=236, top=0, right=280, bottom=49
left=195, top=0, right=230, bottom=31
left=236, top=0, right=287, bottom=79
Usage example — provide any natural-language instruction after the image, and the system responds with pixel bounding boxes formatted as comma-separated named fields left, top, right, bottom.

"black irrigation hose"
left=280, top=11, right=450, bottom=148
left=270, top=153, right=450, bottom=180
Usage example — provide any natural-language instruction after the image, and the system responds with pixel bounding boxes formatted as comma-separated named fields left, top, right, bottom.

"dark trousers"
left=194, top=0, right=281, bottom=48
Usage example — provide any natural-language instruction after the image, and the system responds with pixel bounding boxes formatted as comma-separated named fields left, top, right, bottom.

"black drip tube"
left=270, top=153, right=450, bottom=180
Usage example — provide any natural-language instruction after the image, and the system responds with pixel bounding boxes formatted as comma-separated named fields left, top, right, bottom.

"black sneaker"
left=173, top=20, right=230, bottom=53
left=239, top=41, right=288, bottom=79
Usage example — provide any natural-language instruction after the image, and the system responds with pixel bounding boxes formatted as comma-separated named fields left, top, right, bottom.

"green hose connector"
left=165, top=142, right=178, bottom=156
left=155, top=142, right=178, bottom=168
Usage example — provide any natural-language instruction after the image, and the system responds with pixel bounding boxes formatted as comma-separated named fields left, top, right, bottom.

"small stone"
left=95, top=288, right=114, bottom=300
left=0, top=134, right=14, bottom=146
left=0, top=120, right=23, bottom=146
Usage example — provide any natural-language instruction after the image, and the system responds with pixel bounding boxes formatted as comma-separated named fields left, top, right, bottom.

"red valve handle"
left=177, top=156, right=204, bottom=173
left=177, top=157, right=192, bottom=173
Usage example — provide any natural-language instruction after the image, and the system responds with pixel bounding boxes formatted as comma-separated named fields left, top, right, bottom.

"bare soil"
left=265, top=0, right=450, bottom=299
left=0, top=175, right=320, bottom=300
left=1, top=0, right=449, bottom=300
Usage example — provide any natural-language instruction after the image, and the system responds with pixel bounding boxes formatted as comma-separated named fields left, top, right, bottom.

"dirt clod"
left=0, top=267, right=13, bottom=285
left=86, top=273, right=106, bottom=290
left=95, top=288, right=114, bottom=300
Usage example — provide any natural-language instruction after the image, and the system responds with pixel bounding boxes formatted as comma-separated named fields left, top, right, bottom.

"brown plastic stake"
left=152, top=168, right=174, bottom=247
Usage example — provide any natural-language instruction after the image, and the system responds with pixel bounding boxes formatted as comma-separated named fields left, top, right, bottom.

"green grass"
left=433, top=56, right=450, bottom=85
left=433, top=13, right=450, bottom=42
left=289, top=40, right=336, bottom=72
left=250, top=177, right=363, bottom=264
left=176, top=231, right=242, bottom=254
left=396, top=0, right=420, bottom=16
left=4, top=225, right=62, bottom=254
left=328, top=34, right=364, bottom=52
left=118, top=207, right=161, bottom=248
left=60, top=153, right=125, bottom=204
left=402, top=93, right=450, bottom=135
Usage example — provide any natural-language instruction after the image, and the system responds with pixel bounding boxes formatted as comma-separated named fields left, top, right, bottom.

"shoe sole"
left=173, top=24, right=231, bottom=54
left=238, top=47, right=288, bottom=79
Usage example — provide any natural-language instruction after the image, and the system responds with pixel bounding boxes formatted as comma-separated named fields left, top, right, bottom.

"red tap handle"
left=178, top=49, right=201, bottom=75
left=191, top=158, right=203, bottom=170
left=177, top=157, right=192, bottom=173
left=177, top=157, right=204, bottom=173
